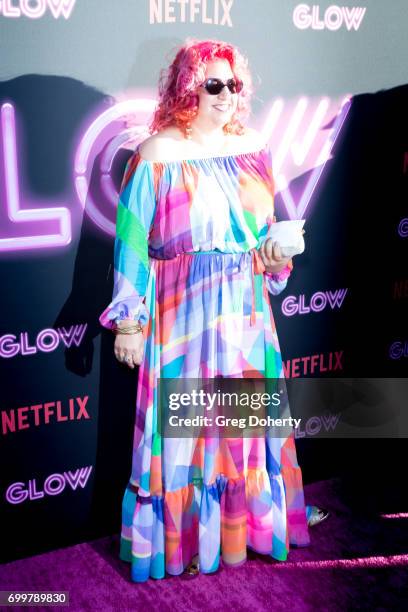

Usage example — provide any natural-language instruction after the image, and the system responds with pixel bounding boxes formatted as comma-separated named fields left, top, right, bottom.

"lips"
left=213, top=104, right=231, bottom=111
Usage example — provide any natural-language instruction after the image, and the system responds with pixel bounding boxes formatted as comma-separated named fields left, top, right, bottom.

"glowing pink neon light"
left=293, top=4, right=367, bottom=31
left=0, top=0, right=77, bottom=19
left=74, top=98, right=155, bottom=236
left=74, top=95, right=351, bottom=237
left=0, top=324, right=87, bottom=358
left=258, top=96, right=351, bottom=219
left=0, top=95, right=351, bottom=251
left=389, top=341, right=408, bottom=360
left=0, top=103, right=71, bottom=251
left=282, top=288, right=348, bottom=316
left=381, top=513, right=408, bottom=519
left=272, top=554, right=408, bottom=570
left=6, top=465, right=93, bottom=504
left=398, top=217, right=408, bottom=237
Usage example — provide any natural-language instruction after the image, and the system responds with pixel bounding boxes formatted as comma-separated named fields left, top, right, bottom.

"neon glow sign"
left=281, top=288, right=348, bottom=316
left=398, top=218, right=408, bottom=238
left=0, top=324, right=88, bottom=358
left=0, top=0, right=77, bottom=19
left=0, top=95, right=351, bottom=251
left=5, top=465, right=93, bottom=504
left=389, top=341, right=408, bottom=360
left=293, top=4, right=366, bottom=30
left=1, top=103, right=71, bottom=250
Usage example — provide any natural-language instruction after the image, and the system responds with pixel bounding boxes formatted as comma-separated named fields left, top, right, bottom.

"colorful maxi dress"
left=99, top=143, right=310, bottom=582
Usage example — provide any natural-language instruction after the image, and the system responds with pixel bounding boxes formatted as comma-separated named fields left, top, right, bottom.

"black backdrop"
left=0, top=76, right=407, bottom=564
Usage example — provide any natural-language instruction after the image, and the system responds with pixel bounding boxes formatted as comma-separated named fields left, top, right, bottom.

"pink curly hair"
left=148, top=38, right=253, bottom=138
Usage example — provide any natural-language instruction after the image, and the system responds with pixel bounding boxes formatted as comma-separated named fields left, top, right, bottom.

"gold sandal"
left=307, top=505, right=330, bottom=527
left=185, top=554, right=200, bottom=575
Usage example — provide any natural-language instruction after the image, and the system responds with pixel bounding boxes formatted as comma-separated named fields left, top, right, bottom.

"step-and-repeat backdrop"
left=1, top=1, right=407, bottom=563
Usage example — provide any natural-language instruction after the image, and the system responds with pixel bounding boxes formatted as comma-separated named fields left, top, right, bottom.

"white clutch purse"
left=265, top=220, right=306, bottom=258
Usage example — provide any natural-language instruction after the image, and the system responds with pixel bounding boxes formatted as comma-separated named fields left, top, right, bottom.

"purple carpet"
left=1, top=479, right=407, bottom=611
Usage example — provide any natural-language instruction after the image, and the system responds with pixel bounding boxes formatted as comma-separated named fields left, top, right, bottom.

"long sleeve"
left=99, top=153, right=157, bottom=330
left=261, top=145, right=294, bottom=296
left=264, top=260, right=293, bottom=295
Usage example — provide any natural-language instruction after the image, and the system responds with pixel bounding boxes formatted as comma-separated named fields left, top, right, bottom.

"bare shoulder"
left=138, top=127, right=182, bottom=161
left=137, top=126, right=266, bottom=161
left=241, top=127, right=267, bottom=151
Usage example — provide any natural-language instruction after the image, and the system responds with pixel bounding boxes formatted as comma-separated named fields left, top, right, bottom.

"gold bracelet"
left=113, top=323, right=144, bottom=335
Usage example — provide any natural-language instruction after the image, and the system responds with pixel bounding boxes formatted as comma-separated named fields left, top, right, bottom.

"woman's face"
left=194, top=58, right=239, bottom=128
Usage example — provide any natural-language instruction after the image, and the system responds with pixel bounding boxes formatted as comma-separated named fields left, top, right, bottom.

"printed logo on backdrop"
left=0, top=324, right=87, bottom=358
left=0, top=96, right=351, bottom=251
left=393, top=280, right=408, bottom=300
left=293, top=4, right=366, bottom=30
left=1, top=395, right=90, bottom=435
left=149, top=0, right=234, bottom=26
left=403, top=152, right=408, bottom=174
left=0, top=0, right=77, bottom=19
left=5, top=466, right=93, bottom=504
left=283, top=349, right=344, bottom=377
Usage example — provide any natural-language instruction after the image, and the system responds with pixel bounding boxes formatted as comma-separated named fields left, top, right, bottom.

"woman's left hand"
left=258, top=239, right=292, bottom=274
left=258, top=216, right=305, bottom=274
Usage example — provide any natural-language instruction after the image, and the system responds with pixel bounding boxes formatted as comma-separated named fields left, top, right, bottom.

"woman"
left=100, top=38, right=327, bottom=582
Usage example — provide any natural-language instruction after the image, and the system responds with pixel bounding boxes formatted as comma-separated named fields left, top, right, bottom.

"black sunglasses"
left=200, top=78, right=243, bottom=95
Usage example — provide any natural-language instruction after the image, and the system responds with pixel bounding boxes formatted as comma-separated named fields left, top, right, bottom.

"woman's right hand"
left=114, top=324, right=145, bottom=369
